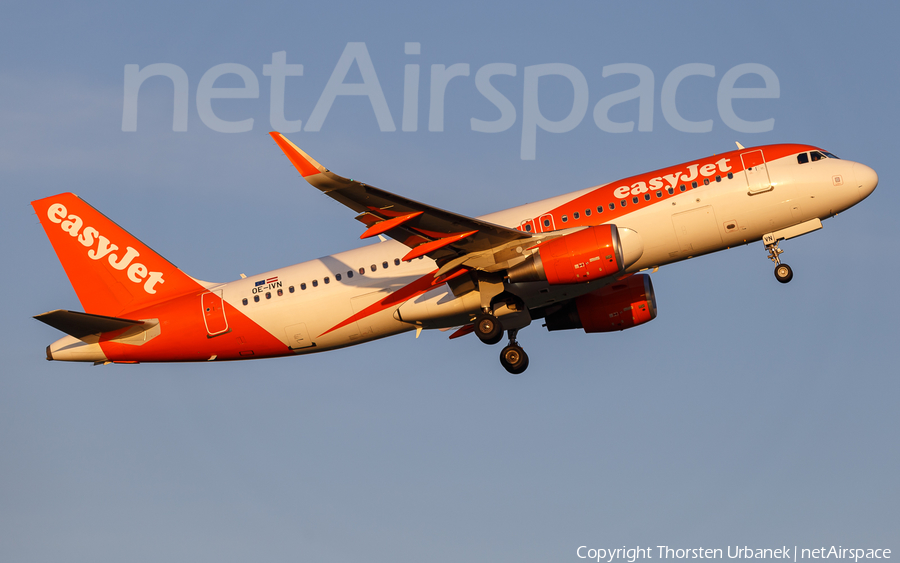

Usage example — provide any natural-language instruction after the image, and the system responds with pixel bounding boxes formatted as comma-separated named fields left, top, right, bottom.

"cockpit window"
left=822, top=151, right=840, bottom=159
left=797, top=153, right=809, bottom=164
left=810, top=151, right=826, bottom=162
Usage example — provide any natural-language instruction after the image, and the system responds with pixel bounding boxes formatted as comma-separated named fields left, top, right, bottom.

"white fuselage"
left=212, top=149, right=875, bottom=354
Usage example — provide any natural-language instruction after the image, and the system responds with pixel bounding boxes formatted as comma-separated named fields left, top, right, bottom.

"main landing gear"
left=474, top=312, right=530, bottom=374
left=765, top=237, right=793, bottom=284
left=474, top=312, right=504, bottom=345
left=500, top=329, right=529, bottom=375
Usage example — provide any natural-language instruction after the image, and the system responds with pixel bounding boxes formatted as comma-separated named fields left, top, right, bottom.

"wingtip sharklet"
left=269, top=131, right=326, bottom=178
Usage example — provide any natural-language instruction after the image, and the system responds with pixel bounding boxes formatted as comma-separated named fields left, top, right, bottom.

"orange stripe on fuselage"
left=97, top=291, right=290, bottom=362
left=524, top=144, right=814, bottom=231
left=318, top=268, right=468, bottom=337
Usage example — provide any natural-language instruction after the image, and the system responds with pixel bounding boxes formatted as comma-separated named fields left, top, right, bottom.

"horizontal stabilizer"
left=34, top=309, right=144, bottom=339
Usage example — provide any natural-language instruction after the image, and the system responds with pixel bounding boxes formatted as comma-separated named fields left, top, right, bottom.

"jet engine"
left=544, top=274, right=657, bottom=333
left=507, top=225, right=643, bottom=285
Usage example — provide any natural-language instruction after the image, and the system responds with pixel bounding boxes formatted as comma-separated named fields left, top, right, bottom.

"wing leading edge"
left=269, top=132, right=532, bottom=267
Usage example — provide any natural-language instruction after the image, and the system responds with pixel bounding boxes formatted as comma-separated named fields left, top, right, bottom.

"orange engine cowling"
left=507, top=224, right=624, bottom=285
left=545, top=274, right=657, bottom=333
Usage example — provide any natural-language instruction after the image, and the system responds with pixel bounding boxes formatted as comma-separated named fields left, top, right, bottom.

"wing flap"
left=360, top=211, right=423, bottom=239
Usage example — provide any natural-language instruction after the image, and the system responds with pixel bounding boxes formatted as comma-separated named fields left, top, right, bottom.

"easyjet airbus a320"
left=32, top=134, right=878, bottom=373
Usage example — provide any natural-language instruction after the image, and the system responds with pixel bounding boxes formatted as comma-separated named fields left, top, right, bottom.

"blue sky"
left=2, top=2, right=898, bottom=562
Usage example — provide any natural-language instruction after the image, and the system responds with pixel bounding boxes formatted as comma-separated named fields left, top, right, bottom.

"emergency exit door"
left=741, top=150, right=773, bottom=194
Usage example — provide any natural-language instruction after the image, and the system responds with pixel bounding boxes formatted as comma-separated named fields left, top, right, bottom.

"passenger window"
left=703, top=178, right=709, bottom=185
left=312, top=280, right=318, bottom=287
left=573, top=212, right=580, bottom=220
left=585, top=208, right=591, bottom=216
left=301, top=283, right=307, bottom=290
left=715, top=175, right=721, bottom=182
left=727, top=172, right=734, bottom=179
left=394, top=258, right=400, bottom=266
left=254, top=295, right=260, bottom=302
left=336, top=273, right=342, bottom=281
left=691, top=181, right=698, bottom=188
left=324, top=277, right=330, bottom=284
left=597, top=206, right=603, bottom=213
left=620, top=200, right=627, bottom=207
left=359, top=267, right=365, bottom=275
left=667, top=187, right=674, bottom=195
left=370, top=264, right=377, bottom=272
left=383, top=261, right=389, bottom=269
left=680, top=185, right=686, bottom=192
left=289, top=286, right=294, bottom=293
left=561, top=215, right=568, bottom=223
left=608, top=203, right=615, bottom=210
left=265, top=292, right=271, bottom=299
left=644, top=194, right=651, bottom=201
left=631, top=196, right=638, bottom=204
left=277, top=289, right=283, bottom=296
left=656, top=191, right=662, bottom=198
left=347, top=271, right=353, bottom=278
left=242, top=298, right=248, bottom=306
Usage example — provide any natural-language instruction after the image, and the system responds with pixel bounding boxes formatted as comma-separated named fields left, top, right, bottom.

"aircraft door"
left=741, top=150, right=773, bottom=194
left=201, top=290, right=230, bottom=337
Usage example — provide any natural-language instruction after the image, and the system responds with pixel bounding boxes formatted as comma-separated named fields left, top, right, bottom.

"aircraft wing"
left=270, top=132, right=532, bottom=266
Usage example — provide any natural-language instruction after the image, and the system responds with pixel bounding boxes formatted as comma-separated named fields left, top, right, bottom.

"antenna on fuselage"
left=735, top=141, right=745, bottom=150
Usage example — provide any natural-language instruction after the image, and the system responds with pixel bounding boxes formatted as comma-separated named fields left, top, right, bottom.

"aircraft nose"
left=854, top=163, right=878, bottom=199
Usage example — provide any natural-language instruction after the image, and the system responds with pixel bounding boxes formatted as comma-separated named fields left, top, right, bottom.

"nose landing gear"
left=764, top=236, right=793, bottom=284
left=499, top=329, right=529, bottom=375
left=774, top=263, right=793, bottom=284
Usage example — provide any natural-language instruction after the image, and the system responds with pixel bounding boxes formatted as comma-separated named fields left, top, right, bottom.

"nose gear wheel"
left=764, top=239, right=793, bottom=284
left=774, top=263, right=793, bottom=284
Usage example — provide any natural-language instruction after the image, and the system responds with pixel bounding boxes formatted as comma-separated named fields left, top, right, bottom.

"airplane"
left=32, top=134, right=878, bottom=373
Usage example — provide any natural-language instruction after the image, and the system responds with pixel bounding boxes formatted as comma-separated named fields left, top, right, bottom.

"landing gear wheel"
left=765, top=238, right=793, bottom=284
left=500, top=344, right=529, bottom=375
left=474, top=313, right=503, bottom=345
left=774, top=263, right=793, bottom=284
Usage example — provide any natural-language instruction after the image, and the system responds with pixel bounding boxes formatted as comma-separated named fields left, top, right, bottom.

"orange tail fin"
left=32, top=193, right=204, bottom=316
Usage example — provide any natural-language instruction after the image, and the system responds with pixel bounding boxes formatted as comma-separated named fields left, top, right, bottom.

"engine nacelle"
left=545, top=274, right=657, bottom=333
left=507, top=225, right=643, bottom=285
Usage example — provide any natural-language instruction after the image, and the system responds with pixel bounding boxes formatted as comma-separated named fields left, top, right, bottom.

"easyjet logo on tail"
left=46, top=203, right=165, bottom=294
